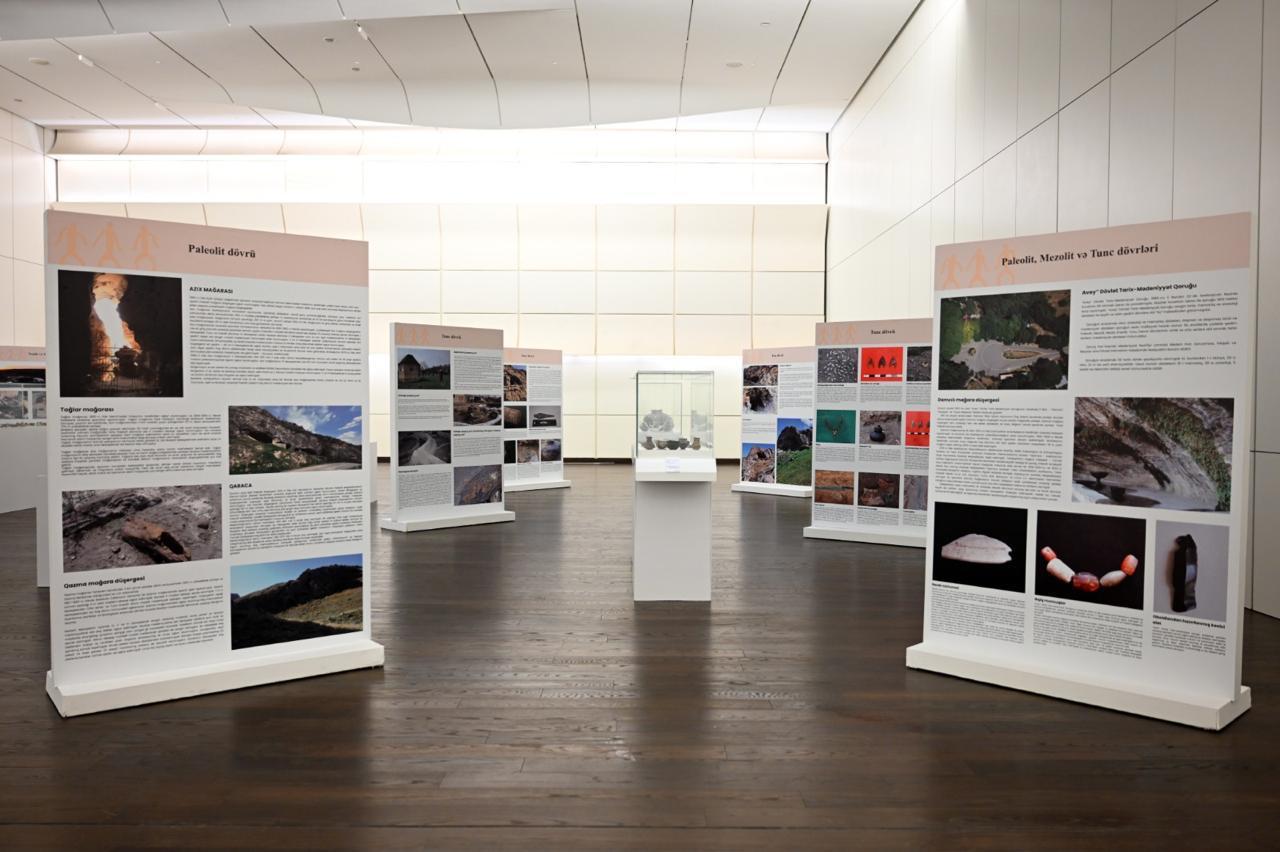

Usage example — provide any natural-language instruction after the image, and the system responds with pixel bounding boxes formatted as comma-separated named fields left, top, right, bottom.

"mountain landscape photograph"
left=230, top=554, right=363, bottom=650
left=775, top=417, right=813, bottom=486
left=229, top=405, right=363, bottom=475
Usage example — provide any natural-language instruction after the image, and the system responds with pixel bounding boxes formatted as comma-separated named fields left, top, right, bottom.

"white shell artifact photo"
left=940, top=533, right=1013, bottom=564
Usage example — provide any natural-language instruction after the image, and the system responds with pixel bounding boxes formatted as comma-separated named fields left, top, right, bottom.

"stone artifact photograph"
left=62, top=484, right=223, bottom=572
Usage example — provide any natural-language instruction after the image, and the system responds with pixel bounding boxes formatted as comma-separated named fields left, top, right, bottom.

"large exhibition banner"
left=907, top=212, right=1254, bottom=729
left=44, top=211, right=383, bottom=717
left=502, top=347, right=570, bottom=492
left=0, top=345, right=47, bottom=514
left=381, top=322, right=514, bottom=531
left=803, top=319, right=933, bottom=547
left=734, top=346, right=815, bottom=498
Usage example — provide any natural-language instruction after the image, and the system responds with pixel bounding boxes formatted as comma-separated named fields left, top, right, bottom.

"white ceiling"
left=0, top=0, right=916, bottom=132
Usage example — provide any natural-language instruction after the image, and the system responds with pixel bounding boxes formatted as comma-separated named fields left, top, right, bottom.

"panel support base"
left=906, top=642, right=1251, bottom=730
left=803, top=525, right=925, bottom=548
left=47, top=639, right=385, bottom=718
left=504, top=479, right=571, bottom=493
left=378, top=511, right=515, bottom=532
left=731, top=482, right=812, bottom=498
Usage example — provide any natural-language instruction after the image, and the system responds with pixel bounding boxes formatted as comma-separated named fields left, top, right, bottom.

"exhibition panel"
left=502, top=347, right=570, bottom=492
left=381, top=322, right=515, bottom=532
left=43, top=211, right=383, bottom=717
left=803, top=318, right=933, bottom=548
left=633, top=371, right=714, bottom=601
left=907, top=212, right=1253, bottom=729
left=0, top=345, right=47, bottom=514
left=733, top=345, right=815, bottom=498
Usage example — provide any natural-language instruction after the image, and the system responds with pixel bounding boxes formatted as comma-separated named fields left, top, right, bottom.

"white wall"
left=54, top=132, right=828, bottom=460
left=827, top=0, right=1278, bottom=614
left=0, top=107, right=49, bottom=348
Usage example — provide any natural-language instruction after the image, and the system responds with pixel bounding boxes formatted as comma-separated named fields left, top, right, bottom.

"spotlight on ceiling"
left=28, top=57, right=49, bottom=65
left=77, top=54, right=94, bottom=67
left=725, top=61, right=744, bottom=69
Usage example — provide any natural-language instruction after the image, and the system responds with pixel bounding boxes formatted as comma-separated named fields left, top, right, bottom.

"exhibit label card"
left=919, top=212, right=1252, bottom=705
left=808, top=320, right=933, bottom=543
left=501, top=348, right=565, bottom=483
left=0, top=345, right=47, bottom=425
left=390, top=322, right=507, bottom=520
left=44, top=211, right=374, bottom=700
left=739, top=346, right=816, bottom=492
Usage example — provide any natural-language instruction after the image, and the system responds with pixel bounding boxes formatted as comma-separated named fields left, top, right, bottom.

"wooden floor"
left=2, top=463, right=1279, bottom=850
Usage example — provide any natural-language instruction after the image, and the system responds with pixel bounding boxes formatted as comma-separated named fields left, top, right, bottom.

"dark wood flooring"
left=1, top=463, right=1278, bottom=850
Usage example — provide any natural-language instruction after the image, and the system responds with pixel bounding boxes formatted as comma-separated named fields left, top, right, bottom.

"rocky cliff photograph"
left=229, top=405, right=363, bottom=475
left=775, top=417, right=813, bottom=486
left=0, top=362, right=44, bottom=388
left=907, top=346, right=933, bottom=382
left=857, top=472, right=901, bottom=508
left=741, top=443, right=776, bottom=483
left=814, top=469, right=854, bottom=504
left=0, top=390, right=21, bottom=420
left=743, top=364, right=778, bottom=387
left=742, top=386, right=776, bottom=414
left=230, top=554, right=363, bottom=650
left=540, top=439, right=562, bottom=462
left=396, top=347, right=450, bottom=390
left=62, top=484, right=222, bottom=572
left=454, top=464, right=503, bottom=505
left=1072, top=396, right=1233, bottom=512
left=504, top=364, right=528, bottom=401
left=58, top=270, right=184, bottom=398
left=504, top=404, right=528, bottom=429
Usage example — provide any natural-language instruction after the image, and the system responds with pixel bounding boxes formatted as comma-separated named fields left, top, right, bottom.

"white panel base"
left=379, top=510, right=515, bottom=532
left=504, top=479, right=572, bottom=492
left=906, top=643, right=1252, bottom=730
left=731, top=482, right=812, bottom=498
left=633, top=479, right=712, bottom=601
left=803, top=526, right=926, bottom=548
left=46, top=639, right=386, bottom=718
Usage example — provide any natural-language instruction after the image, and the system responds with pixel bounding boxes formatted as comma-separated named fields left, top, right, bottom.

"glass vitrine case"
left=635, top=371, right=714, bottom=458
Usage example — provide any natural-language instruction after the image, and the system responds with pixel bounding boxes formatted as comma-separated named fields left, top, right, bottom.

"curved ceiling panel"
left=0, top=0, right=916, bottom=132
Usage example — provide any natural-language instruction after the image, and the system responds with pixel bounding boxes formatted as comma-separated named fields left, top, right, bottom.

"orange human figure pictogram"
left=94, top=223, right=123, bottom=268
left=968, top=247, right=987, bottom=286
left=940, top=254, right=961, bottom=288
left=53, top=224, right=86, bottom=264
left=132, top=226, right=159, bottom=269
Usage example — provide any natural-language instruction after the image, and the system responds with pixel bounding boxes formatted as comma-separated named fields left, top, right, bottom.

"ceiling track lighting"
left=77, top=54, right=94, bottom=67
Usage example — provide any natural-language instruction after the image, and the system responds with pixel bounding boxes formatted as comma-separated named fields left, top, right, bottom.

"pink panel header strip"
left=395, top=323, right=504, bottom=350
left=816, top=318, right=933, bottom=345
left=504, top=347, right=562, bottom=365
left=742, top=346, right=816, bottom=364
left=935, top=212, right=1251, bottom=291
left=46, top=211, right=368, bottom=287
left=0, top=346, right=45, bottom=362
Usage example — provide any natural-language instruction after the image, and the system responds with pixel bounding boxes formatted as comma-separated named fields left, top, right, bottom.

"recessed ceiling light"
left=323, top=36, right=335, bottom=43
left=351, top=62, right=361, bottom=72
left=725, top=61, right=743, bottom=69
left=760, top=21, right=771, bottom=26
left=76, top=54, right=94, bottom=67
left=28, top=57, right=49, bottom=65
left=13, top=98, right=22, bottom=103
left=356, top=23, right=368, bottom=41
left=153, top=101, right=164, bottom=109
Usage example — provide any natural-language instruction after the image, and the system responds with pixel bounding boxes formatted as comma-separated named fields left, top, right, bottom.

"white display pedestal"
left=505, top=479, right=572, bottom=493
left=906, top=643, right=1251, bottom=730
left=379, top=510, right=515, bottom=533
left=731, top=482, right=812, bottom=498
left=803, top=525, right=925, bottom=548
left=633, top=458, right=715, bottom=602
left=46, top=639, right=385, bottom=717
left=36, top=473, right=48, bottom=588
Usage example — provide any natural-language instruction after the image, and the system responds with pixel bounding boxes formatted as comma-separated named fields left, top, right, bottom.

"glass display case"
left=635, top=371, right=714, bottom=458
